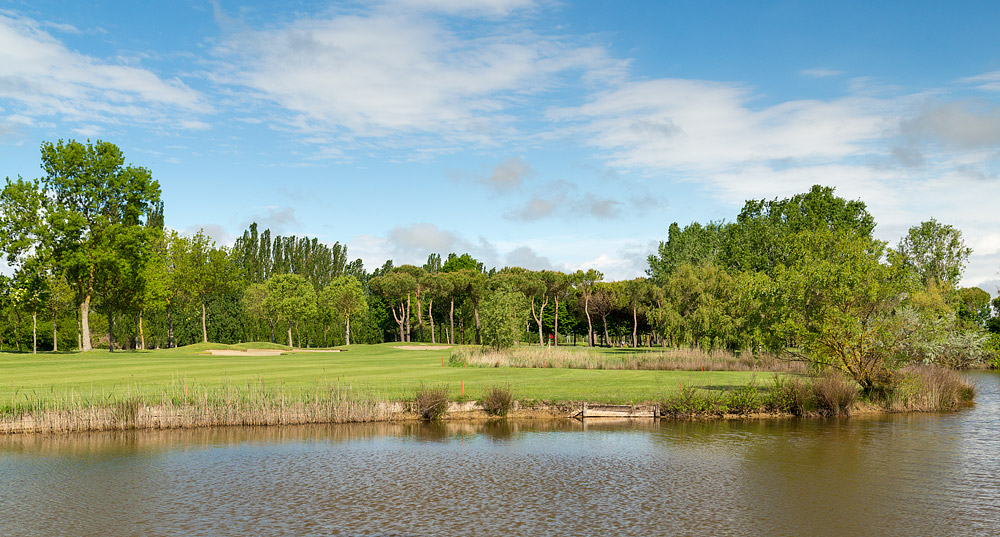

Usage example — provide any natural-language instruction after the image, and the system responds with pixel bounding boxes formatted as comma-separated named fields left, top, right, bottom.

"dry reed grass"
left=0, top=382, right=404, bottom=434
left=450, top=346, right=806, bottom=373
left=880, top=364, right=976, bottom=412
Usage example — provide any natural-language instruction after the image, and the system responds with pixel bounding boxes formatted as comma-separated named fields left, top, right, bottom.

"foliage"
left=479, top=284, right=527, bottom=351
left=771, top=229, right=913, bottom=392
left=895, top=218, right=972, bottom=288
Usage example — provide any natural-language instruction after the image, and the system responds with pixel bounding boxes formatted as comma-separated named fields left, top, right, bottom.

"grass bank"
left=0, top=343, right=975, bottom=433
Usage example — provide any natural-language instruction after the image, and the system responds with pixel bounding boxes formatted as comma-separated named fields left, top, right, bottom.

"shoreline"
left=0, top=399, right=963, bottom=435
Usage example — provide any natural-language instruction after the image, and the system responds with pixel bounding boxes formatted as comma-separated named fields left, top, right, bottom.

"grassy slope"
left=0, top=343, right=771, bottom=405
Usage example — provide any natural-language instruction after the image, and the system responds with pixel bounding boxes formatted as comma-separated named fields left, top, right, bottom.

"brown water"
left=2, top=372, right=998, bottom=537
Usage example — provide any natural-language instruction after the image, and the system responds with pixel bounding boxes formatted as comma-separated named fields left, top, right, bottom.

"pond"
left=2, top=372, right=998, bottom=536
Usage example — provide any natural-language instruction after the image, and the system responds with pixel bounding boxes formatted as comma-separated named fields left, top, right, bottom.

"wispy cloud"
left=210, top=5, right=623, bottom=147
left=801, top=68, right=843, bottom=78
left=0, top=13, right=210, bottom=130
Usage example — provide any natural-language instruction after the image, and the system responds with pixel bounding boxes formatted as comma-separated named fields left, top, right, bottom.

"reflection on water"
left=1, top=372, right=998, bottom=537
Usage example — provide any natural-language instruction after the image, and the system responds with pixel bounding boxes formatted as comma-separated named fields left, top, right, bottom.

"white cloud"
left=960, top=70, right=1000, bottom=92
left=212, top=7, right=622, bottom=145
left=243, top=206, right=301, bottom=235
left=482, top=157, right=533, bottom=192
left=381, top=0, right=538, bottom=16
left=504, top=245, right=553, bottom=270
left=0, top=13, right=209, bottom=129
left=801, top=68, right=843, bottom=78
left=550, top=79, right=888, bottom=175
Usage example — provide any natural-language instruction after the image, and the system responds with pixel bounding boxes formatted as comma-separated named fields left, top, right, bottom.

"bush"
left=763, top=376, right=810, bottom=415
left=892, top=365, right=976, bottom=411
left=985, top=333, right=1000, bottom=369
left=659, top=385, right=726, bottom=418
left=415, top=385, right=449, bottom=420
left=812, top=371, right=858, bottom=416
left=480, top=384, right=515, bottom=416
left=725, top=380, right=761, bottom=415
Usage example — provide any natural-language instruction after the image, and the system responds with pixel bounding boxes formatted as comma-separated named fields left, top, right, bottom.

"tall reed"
left=450, top=346, right=806, bottom=373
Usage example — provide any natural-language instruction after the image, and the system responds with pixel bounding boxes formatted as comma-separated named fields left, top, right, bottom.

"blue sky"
left=2, top=0, right=1000, bottom=290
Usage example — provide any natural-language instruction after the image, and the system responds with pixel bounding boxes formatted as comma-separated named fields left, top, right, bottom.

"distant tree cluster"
left=2, top=141, right=999, bottom=391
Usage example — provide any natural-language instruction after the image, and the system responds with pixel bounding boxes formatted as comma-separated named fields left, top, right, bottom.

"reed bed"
left=0, top=381, right=404, bottom=434
left=878, top=364, right=976, bottom=412
left=450, top=346, right=807, bottom=373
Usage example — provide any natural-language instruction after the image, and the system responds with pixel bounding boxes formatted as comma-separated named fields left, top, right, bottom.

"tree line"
left=2, top=141, right=999, bottom=392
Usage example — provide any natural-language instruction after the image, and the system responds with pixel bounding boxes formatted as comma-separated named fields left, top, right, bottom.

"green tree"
left=723, top=185, right=875, bottom=273
left=264, top=273, right=317, bottom=347
left=480, top=284, right=527, bottom=351
left=371, top=270, right=418, bottom=342
left=36, top=140, right=160, bottom=351
left=895, top=218, right=972, bottom=288
left=573, top=269, right=603, bottom=346
left=242, top=282, right=275, bottom=343
left=772, top=229, right=913, bottom=392
left=320, top=276, right=367, bottom=345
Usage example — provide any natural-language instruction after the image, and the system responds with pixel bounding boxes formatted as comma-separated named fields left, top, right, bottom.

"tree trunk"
left=345, top=315, right=351, bottom=346
left=392, top=302, right=405, bottom=342
left=473, top=301, right=481, bottom=345
left=632, top=304, right=638, bottom=348
left=201, top=297, right=208, bottom=343
left=167, top=302, right=174, bottom=348
left=584, top=294, right=594, bottom=347
left=416, top=291, right=424, bottom=342
left=406, top=294, right=411, bottom=342
left=449, top=298, right=455, bottom=345
left=139, top=311, right=145, bottom=350
left=531, top=298, right=547, bottom=346
left=107, top=306, right=115, bottom=353
left=287, top=321, right=293, bottom=348
left=601, top=315, right=610, bottom=348
left=52, top=308, right=58, bottom=352
left=76, top=307, right=81, bottom=350
left=32, top=312, right=37, bottom=355
left=553, top=296, right=559, bottom=347
left=269, top=319, right=275, bottom=344
left=81, top=293, right=93, bottom=352
left=429, top=298, right=435, bottom=344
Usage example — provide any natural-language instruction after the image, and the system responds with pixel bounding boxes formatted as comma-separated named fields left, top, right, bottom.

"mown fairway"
left=0, top=343, right=773, bottom=406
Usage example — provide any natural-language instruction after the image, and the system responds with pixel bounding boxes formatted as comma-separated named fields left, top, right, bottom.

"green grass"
left=0, top=342, right=772, bottom=407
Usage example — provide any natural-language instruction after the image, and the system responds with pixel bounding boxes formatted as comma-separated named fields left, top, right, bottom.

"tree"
left=242, top=283, right=275, bottom=343
left=622, top=277, right=653, bottom=347
left=771, top=229, right=913, bottom=392
left=36, top=140, right=160, bottom=351
left=573, top=269, right=603, bottom=346
left=723, top=185, right=875, bottom=273
left=321, top=276, right=367, bottom=345
left=647, top=221, right=725, bottom=283
left=895, top=219, right=972, bottom=288
left=370, top=270, right=417, bottom=342
left=480, top=284, right=527, bottom=351
left=420, top=272, right=452, bottom=344
left=264, top=273, right=316, bottom=347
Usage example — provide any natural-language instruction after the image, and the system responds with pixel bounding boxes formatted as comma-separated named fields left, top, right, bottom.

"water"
left=2, top=372, right=998, bottom=536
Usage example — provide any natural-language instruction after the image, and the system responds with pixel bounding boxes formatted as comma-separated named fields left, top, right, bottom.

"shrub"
left=812, top=371, right=858, bottom=416
left=763, top=376, right=810, bottom=415
left=725, top=380, right=761, bottom=415
left=480, top=384, right=515, bottom=416
left=415, top=385, right=449, bottom=420
left=659, top=385, right=726, bottom=418
left=895, top=365, right=976, bottom=411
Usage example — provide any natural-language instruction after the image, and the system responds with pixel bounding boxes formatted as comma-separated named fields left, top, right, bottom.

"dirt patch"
left=393, top=345, right=452, bottom=351
left=207, top=349, right=286, bottom=356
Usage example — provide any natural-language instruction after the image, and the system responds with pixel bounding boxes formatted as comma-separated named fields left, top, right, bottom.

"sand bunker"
left=207, top=349, right=286, bottom=356
left=393, top=345, right=452, bottom=351
left=293, top=349, right=342, bottom=353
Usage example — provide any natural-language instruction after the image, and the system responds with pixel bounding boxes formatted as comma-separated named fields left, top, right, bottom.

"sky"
left=2, top=0, right=1000, bottom=291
